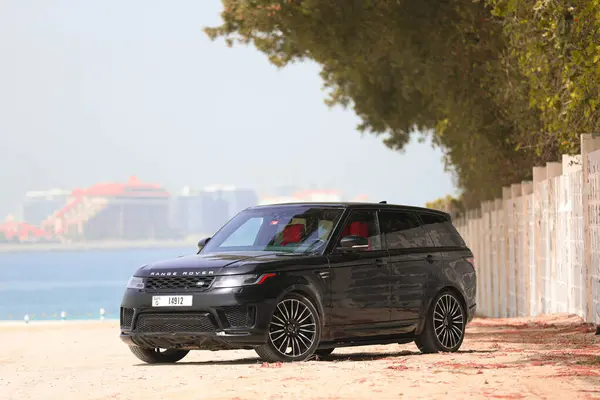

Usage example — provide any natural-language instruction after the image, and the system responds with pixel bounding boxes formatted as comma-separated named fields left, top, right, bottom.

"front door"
left=327, top=209, right=391, bottom=335
left=379, top=210, right=433, bottom=324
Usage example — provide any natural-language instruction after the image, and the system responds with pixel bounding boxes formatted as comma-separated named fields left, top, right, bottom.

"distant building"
left=351, top=194, right=370, bottom=202
left=171, top=185, right=259, bottom=237
left=41, top=176, right=172, bottom=241
left=170, top=188, right=218, bottom=237
left=258, top=189, right=343, bottom=205
left=204, top=185, right=259, bottom=219
left=258, top=196, right=299, bottom=205
left=22, top=189, right=70, bottom=226
left=0, top=215, right=53, bottom=242
left=290, top=190, right=342, bottom=202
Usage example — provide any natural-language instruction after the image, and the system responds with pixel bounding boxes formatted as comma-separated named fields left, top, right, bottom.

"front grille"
left=121, top=308, right=134, bottom=328
left=134, top=313, right=215, bottom=333
left=145, top=276, right=215, bottom=291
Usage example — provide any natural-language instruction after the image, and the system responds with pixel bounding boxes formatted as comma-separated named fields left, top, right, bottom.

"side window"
left=419, top=213, right=466, bottom=248
left=220, top=217, right=263, bottom=247
left=380, top=211, right=433, bottom=249
left=337, top=210, right=382, bottom=251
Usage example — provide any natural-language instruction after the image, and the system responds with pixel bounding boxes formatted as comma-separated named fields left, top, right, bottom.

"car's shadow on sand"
left=134, top=348, right=496, bottom=367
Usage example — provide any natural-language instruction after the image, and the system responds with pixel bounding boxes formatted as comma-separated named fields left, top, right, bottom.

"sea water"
left=0, top=247, right=193, bottom=321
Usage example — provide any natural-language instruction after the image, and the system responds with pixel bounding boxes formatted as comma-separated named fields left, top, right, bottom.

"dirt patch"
left=1, top=315, right=599, bottom=399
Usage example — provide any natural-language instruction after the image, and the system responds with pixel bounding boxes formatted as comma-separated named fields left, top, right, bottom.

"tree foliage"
left=425, top=195, right=465, bottom=218
left=205, top=0, right=600, bottom=207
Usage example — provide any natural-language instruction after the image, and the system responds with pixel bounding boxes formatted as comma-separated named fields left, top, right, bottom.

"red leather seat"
left=348, top=221, right=368, bottom=238
left=340, top=225, right=350, bottom=237
left=339, top=221, right=371, bottom=249
left=281, top=224, right=304, bottom=245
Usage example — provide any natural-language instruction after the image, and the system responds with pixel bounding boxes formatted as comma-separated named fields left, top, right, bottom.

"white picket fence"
left=453, top=134, right=600, bottom=324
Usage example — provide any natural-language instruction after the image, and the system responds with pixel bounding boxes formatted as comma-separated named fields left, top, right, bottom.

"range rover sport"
left=120, top=202, right=476, bottom=363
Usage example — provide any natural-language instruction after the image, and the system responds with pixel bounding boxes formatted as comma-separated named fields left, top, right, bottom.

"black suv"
left=120, top=202, right=476, bottom=364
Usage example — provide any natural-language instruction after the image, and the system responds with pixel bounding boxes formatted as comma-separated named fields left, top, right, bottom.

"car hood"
left=134, top=251, right=315, bottom=277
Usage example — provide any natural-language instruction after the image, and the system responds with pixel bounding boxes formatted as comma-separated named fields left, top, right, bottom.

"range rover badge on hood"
left=149, top=270, right=215, bottom=276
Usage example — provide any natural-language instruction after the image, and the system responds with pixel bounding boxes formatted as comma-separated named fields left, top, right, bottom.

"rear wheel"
left=415, top=291, right=466, bottom=354
left=255, top=293, right=321, bottom=362
left=129, top=346, right=190, bottom=364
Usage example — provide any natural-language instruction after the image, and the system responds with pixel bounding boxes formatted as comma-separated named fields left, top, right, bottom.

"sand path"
left=1, top=315, right=599, bottom=399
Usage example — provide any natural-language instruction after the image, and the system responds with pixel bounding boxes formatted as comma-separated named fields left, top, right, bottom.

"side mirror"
left=338, top=235, right=369, bottom=251
left=197, top=237, right=211, bottom=253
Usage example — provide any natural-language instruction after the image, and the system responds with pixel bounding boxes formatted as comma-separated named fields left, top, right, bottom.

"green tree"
left=488, top=0, right=600, bottom=154
left=425, top=195, right=465, bottom=218
left=205, top=0, right=600, bottom=207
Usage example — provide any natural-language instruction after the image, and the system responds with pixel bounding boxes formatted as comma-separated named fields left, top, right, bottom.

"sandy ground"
left=1, top=315, right=599, bottom=400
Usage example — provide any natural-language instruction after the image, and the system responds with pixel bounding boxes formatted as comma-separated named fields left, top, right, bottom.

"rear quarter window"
left=379, top=211, right=433, bottom=249
left=418, top=212, right=466, bottom=248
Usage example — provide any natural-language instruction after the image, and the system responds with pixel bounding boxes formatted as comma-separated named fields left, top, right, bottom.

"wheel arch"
left=416, top=285, right=468, bottom=335
left=278, top=284, right=325, bottom=325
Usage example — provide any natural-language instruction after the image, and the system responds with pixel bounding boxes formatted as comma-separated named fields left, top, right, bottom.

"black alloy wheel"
left=415, top=290, right=466, bottom=353
left=255, top=293, right=321, bottom=362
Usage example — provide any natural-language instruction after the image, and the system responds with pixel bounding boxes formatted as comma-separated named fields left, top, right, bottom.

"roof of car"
left=247, top=202, right=450, bottom=218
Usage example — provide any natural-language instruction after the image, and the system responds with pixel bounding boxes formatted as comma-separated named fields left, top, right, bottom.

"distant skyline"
left=0, top=0, right=458, bottom=218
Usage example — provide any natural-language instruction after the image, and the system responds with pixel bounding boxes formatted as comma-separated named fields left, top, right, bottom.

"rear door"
left=379, top=210, right=436, bottom=324
left=417, top=212, right=476, bottom=311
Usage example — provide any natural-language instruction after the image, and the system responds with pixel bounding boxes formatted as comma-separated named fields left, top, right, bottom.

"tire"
left=129, top=345, right=190, bottom=364
left=255, top=293, right=322, bottom=362
left=415, top=290, right=466, bottom=354
left=315, top=348, right=335, bottom=358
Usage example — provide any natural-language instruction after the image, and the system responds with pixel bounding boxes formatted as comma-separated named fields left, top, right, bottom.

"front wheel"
left=415, top=291, right=466, bottom=354
left=255, top=293, right=321, bottom=362
left=129, top=346, right=190, bottom=364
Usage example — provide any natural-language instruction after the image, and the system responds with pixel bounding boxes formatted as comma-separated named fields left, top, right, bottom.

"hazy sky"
left=0, top=0, right=457, bottom=218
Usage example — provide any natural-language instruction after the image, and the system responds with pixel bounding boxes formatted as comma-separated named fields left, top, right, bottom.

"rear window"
left=418, top=212, right=466, bottom=248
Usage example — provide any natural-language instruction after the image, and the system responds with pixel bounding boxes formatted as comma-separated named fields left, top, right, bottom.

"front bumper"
left=119, top=286, right=278, bottom=350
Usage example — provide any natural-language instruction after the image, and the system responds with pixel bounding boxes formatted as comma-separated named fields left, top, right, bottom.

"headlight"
left=212, top=273, right=276, bottom=288
left=126, top=276, right=145, bottom=289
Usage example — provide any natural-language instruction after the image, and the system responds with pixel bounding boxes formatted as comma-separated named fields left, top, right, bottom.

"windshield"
left=201, top=206, right=345, bottom=254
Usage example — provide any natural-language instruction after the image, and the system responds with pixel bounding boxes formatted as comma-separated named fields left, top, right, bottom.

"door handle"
left=374, top=259, right=388, bottom=267
left=425, top=254, right=434, bottom=264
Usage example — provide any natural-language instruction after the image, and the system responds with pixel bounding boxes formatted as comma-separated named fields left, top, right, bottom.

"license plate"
left=152, top=295, right=192, bottom=307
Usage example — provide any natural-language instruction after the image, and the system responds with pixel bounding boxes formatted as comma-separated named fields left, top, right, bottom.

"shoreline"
left=0, top=239, right=198, bottom=254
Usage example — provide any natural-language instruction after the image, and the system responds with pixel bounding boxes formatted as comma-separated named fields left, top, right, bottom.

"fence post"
left=522, top=181, right=534, bottom=316
left=581, top=133, right=600, bottom=322
left=532, top=166, right=547, bottom=315
left=501, top=187, right=511, bottom=317
left=511, top=183, right=523, bottom=317
left=546, top=162, right=562, bottom=314
left=479, top=201, right=487, bottom=316
left=486, top=200, right=494, bottom=316
left=494, top=198, right=503, bottom=317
